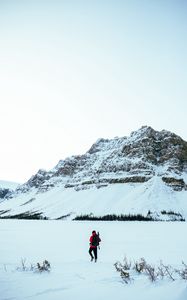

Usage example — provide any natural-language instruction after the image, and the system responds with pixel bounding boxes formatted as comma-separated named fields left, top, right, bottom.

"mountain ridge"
left=0, top=126, right=187, bottom=220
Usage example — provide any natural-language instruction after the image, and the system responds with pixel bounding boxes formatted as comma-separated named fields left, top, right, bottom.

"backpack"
left=92, top=233, right=100, bottom=247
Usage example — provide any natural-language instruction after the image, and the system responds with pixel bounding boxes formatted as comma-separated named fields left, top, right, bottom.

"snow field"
left=0, top=220, right=187, bottom=300
left=1, top=178, right=187, bottom=220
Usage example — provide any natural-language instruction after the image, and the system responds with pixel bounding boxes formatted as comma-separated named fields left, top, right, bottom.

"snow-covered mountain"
left=0, top=180, right=19, bottom=202
left=0, top=126, right=187, bottom=220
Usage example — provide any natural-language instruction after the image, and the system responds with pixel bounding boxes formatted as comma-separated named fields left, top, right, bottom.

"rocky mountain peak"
left=130, top=125, right=156, bottom=139
left=122, top=126, right=187, bottom=171
left=130, top=125, right=177, bottom=141
left=9, top=126, right=187, bottom=195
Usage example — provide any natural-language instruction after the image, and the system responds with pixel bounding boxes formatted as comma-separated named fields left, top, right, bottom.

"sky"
left=0, top=0, right=187, bottom=183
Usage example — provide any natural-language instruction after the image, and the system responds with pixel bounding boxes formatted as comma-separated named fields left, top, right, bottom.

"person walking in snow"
left=89, top=230, right=101, bottom=262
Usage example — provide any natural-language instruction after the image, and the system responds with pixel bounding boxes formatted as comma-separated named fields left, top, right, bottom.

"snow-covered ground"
left=0, top=220, right=187, bottom=300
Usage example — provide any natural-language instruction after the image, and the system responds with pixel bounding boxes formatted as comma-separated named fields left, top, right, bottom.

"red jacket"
left=89, top=232, right=101, bottom=249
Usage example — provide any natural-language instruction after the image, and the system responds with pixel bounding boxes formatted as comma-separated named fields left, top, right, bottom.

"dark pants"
left=89, top=247, right=97, bottom=260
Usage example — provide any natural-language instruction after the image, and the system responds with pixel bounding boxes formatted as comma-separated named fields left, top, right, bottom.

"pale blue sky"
left=0, top=0, right=186, bottom=182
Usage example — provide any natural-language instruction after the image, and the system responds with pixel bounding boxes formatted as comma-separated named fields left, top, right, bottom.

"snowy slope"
left=0, top=177, right=186, bottom=220
left=0, top=126, right=187, bottom=220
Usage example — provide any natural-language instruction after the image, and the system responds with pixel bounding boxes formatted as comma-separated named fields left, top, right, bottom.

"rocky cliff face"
left=0, top=126, right=187, bottom=220
left=15, top=126, right=187, bottom=193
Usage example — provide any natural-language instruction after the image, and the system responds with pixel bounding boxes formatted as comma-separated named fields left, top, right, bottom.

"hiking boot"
left=95, top=258, right=97, bottom=263
left=91, top=257, right=94, bottom=262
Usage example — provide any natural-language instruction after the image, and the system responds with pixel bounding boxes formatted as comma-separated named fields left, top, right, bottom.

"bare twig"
left=160, top=263, right=175, bottom=281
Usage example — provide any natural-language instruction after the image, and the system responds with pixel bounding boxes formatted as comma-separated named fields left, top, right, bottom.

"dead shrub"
left=114, top=261, right=131, bottom=284
left=175, top=261, right=187, bottom=280
left=36, top=260, right=51, bottom=273
left=16, top=259, right=51, bottom=273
